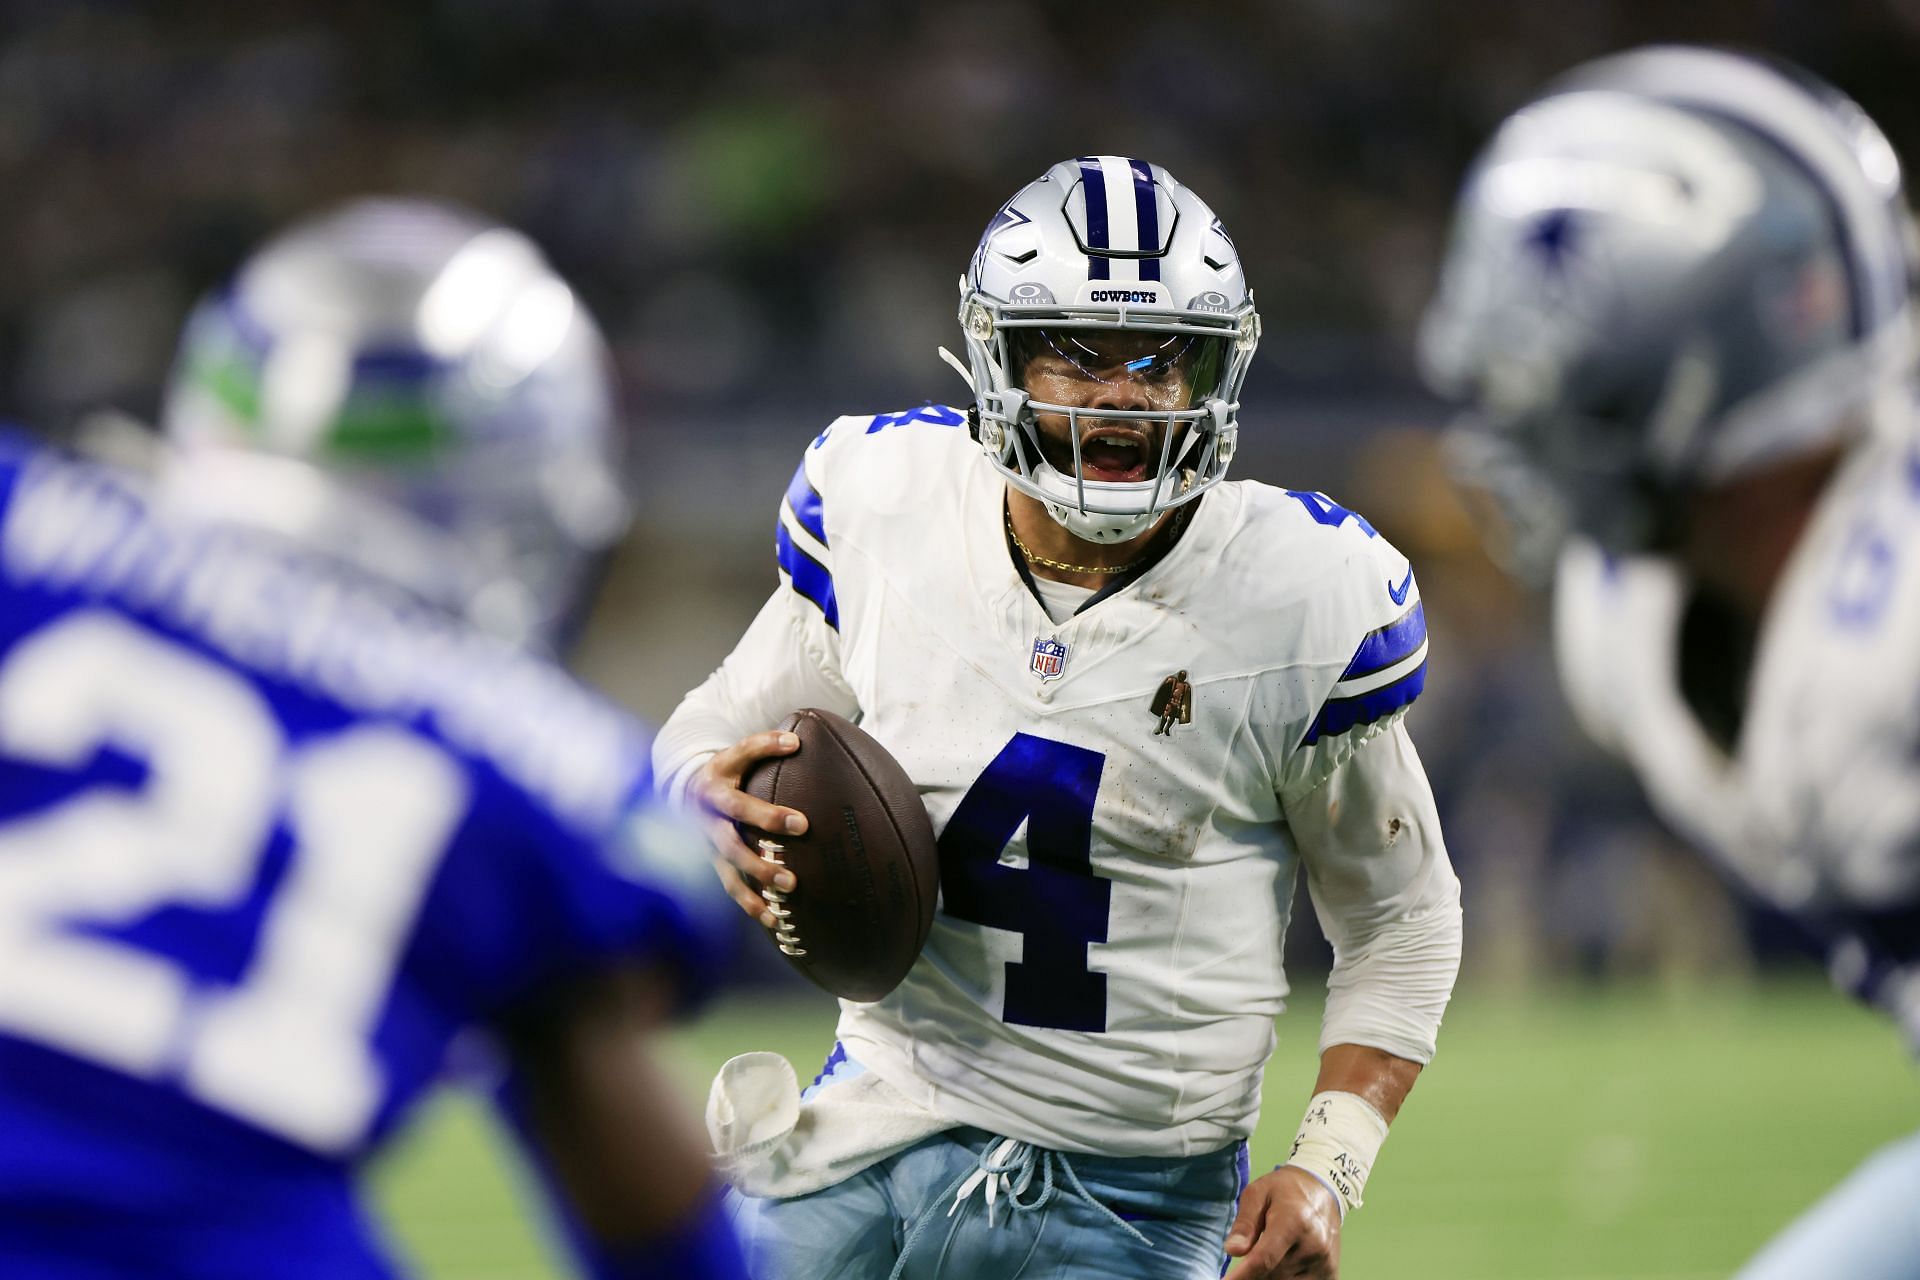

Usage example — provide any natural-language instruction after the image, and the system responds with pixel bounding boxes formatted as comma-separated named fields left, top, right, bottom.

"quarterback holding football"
left=657, top=158, right=1463, bottom=1278
left=1422, top=46, right=1920, bottom=1280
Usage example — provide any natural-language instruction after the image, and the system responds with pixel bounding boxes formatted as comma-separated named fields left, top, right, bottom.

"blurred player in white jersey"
left=655, top=158, right=1464, bottom=1278
left=1421, top=45, right=1920, bottom=1280
left=0, top=200, right=748, bottom=1279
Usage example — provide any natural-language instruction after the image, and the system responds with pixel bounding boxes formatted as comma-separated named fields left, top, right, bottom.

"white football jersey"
left=657, top=408, right=1462, bottom=1157
left=1556, top=426, right=1920, bottom=1038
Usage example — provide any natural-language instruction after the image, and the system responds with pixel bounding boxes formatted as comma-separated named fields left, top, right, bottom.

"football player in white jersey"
left=655, top=157, right=1464, bottom=1279
left=1421, top=46, right=1920, bottom=1280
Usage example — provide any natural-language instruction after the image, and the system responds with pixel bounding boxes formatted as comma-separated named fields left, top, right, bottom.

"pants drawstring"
left=887, top=1137, right=1152, bottom=1280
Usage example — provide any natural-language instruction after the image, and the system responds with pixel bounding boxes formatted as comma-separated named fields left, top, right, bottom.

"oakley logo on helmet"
left=1009, top=282, right=1056, bottom=305
left=1187, top=291, right=1233, bottom=314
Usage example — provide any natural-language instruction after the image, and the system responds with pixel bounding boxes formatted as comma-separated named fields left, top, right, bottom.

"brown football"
left=737, top=708, right=939, bottom=1002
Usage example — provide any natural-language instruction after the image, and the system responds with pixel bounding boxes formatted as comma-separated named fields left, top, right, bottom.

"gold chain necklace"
left=1005, top=508, right=1147, bottom=575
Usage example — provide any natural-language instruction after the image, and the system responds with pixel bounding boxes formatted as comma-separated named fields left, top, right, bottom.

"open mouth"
left=1076, top=427, right=1152, bottom=483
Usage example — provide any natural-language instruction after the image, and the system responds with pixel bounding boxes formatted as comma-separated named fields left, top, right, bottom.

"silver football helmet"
left=160, top=198, right=629, bottom=651
left=1420, top=46, right=1917, bottom=576
left=955, top=157, right=1261, bottom=543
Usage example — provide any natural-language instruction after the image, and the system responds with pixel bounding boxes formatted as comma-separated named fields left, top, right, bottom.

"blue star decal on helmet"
left=1522, top=208, right=1582, bottom=277
left=985, top=203, right=1032, bottom=241
left=970, top=203, right=1033, bottom=283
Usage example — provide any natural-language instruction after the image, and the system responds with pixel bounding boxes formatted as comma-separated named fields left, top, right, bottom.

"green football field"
left=372, top=978, right=1919, bottom=1279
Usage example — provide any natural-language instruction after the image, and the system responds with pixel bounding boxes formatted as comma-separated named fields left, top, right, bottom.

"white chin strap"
left=1044, top=499, right=1159, bottom=544
left=1028, top=461, right=1172, bottom=543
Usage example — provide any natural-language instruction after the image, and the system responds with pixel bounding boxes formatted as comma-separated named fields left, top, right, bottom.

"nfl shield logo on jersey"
left=1030, top=636, right=1069, bottom=682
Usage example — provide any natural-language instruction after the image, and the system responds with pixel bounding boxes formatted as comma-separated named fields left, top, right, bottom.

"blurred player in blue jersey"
left=1422, top=46, right=1920, bottom=1280
left=0, top=199, right=748, bottom=1279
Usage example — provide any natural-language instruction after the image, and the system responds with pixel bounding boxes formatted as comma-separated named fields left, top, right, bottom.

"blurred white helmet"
left=1421, top=46, right=1917, bottom=576
left=160, top=198, right=630, bottom=651
left=957, top=157, right=1261, bottom=543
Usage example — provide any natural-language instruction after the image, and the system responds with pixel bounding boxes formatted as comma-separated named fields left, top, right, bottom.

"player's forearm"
left=1311, top=1042, right=1422, bottom=1124
left=499, top=968, right=739, bottom=1257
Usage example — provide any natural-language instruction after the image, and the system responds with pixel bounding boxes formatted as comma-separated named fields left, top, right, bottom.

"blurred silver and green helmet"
left=957, top=157, right=1261, bottom=543
left=1420, top=46, right=1917, bottom=576
left=161, top=198, right=629, bottom=650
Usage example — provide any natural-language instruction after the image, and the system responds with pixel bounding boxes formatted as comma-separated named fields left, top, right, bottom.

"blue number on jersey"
left=866, top=404, right=966, bottom=434
left=1830, top=516, right=1899, bottom=628
left=1285, top=488, right=1378, bottom=538
left=938, top=733, right=1111, bottom=1032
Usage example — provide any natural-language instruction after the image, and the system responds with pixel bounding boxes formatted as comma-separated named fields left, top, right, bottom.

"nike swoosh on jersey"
left=1388, top=568, right=1414, bottom=605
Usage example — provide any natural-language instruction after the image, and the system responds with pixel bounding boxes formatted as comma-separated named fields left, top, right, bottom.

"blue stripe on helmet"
left=775, top=523, right=838, bottom=629
left=782, top=460, right=827, bottom=546
left=1302, top=659, right=1428, bottom=745
left=1340, top=602, right=1427, bottom=681
left=1128, top=158, right=1161, bottom=282
left=1078, top=157, right=1112, bottom=279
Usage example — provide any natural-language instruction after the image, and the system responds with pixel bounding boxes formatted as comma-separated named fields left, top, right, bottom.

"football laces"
left=756, top=836, right=807, bottom=956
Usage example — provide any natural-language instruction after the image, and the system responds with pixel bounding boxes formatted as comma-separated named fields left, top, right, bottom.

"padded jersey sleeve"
left=1269, top=509, right=1459, bottom=1063
left=652, top=437, right=861, bottom=807
left=1278, top=508, right=1432, bottom=807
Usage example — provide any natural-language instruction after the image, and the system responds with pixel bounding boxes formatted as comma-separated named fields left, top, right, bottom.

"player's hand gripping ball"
left=736, top=709, right=939, bottom=1001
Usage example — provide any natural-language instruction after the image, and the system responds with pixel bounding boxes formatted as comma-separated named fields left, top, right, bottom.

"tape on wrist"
left=1281, top=1090, right=1390, bottom=1217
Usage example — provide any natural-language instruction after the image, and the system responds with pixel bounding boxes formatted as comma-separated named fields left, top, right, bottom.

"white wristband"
left=1282, top=1090, right=1390, bottom=1216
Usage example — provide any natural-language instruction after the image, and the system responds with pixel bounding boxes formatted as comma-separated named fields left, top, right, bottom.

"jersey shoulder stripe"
left=1303, top=656, right=1428, bottom=745
left=774, top=519, right=837, bottom=629
left=1304, top=602, right=1429, bottom=745
left=776, top=453, right=836, bottom=627
left=783, top=458, right=828, bottom=547
left=1235, top=480, right=1427, bottom=747
left=1340, top=599, right=1427, bottom=681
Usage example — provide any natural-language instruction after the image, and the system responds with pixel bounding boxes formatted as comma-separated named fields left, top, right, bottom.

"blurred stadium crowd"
left=6, top=0, right=1920, bottom=987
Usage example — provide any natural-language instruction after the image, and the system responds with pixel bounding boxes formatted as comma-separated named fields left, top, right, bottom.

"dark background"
left=13, top=0, right=1917, bottom=986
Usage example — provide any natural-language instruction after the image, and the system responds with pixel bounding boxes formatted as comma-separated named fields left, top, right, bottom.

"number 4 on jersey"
left=938, top=733, right=1111, bottom=1033
left=1285, top=488, right=1377, bottom=538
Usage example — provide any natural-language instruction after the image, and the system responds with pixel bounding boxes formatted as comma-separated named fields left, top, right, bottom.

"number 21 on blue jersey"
left=0, top=610, right=463, bottom=1152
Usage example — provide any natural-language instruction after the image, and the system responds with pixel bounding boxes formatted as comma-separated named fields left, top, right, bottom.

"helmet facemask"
left=988, top=325, right=1234, bottom=543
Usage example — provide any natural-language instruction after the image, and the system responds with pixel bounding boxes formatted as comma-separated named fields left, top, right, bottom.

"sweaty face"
left=1016, top=329, right=1221, bottom=484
